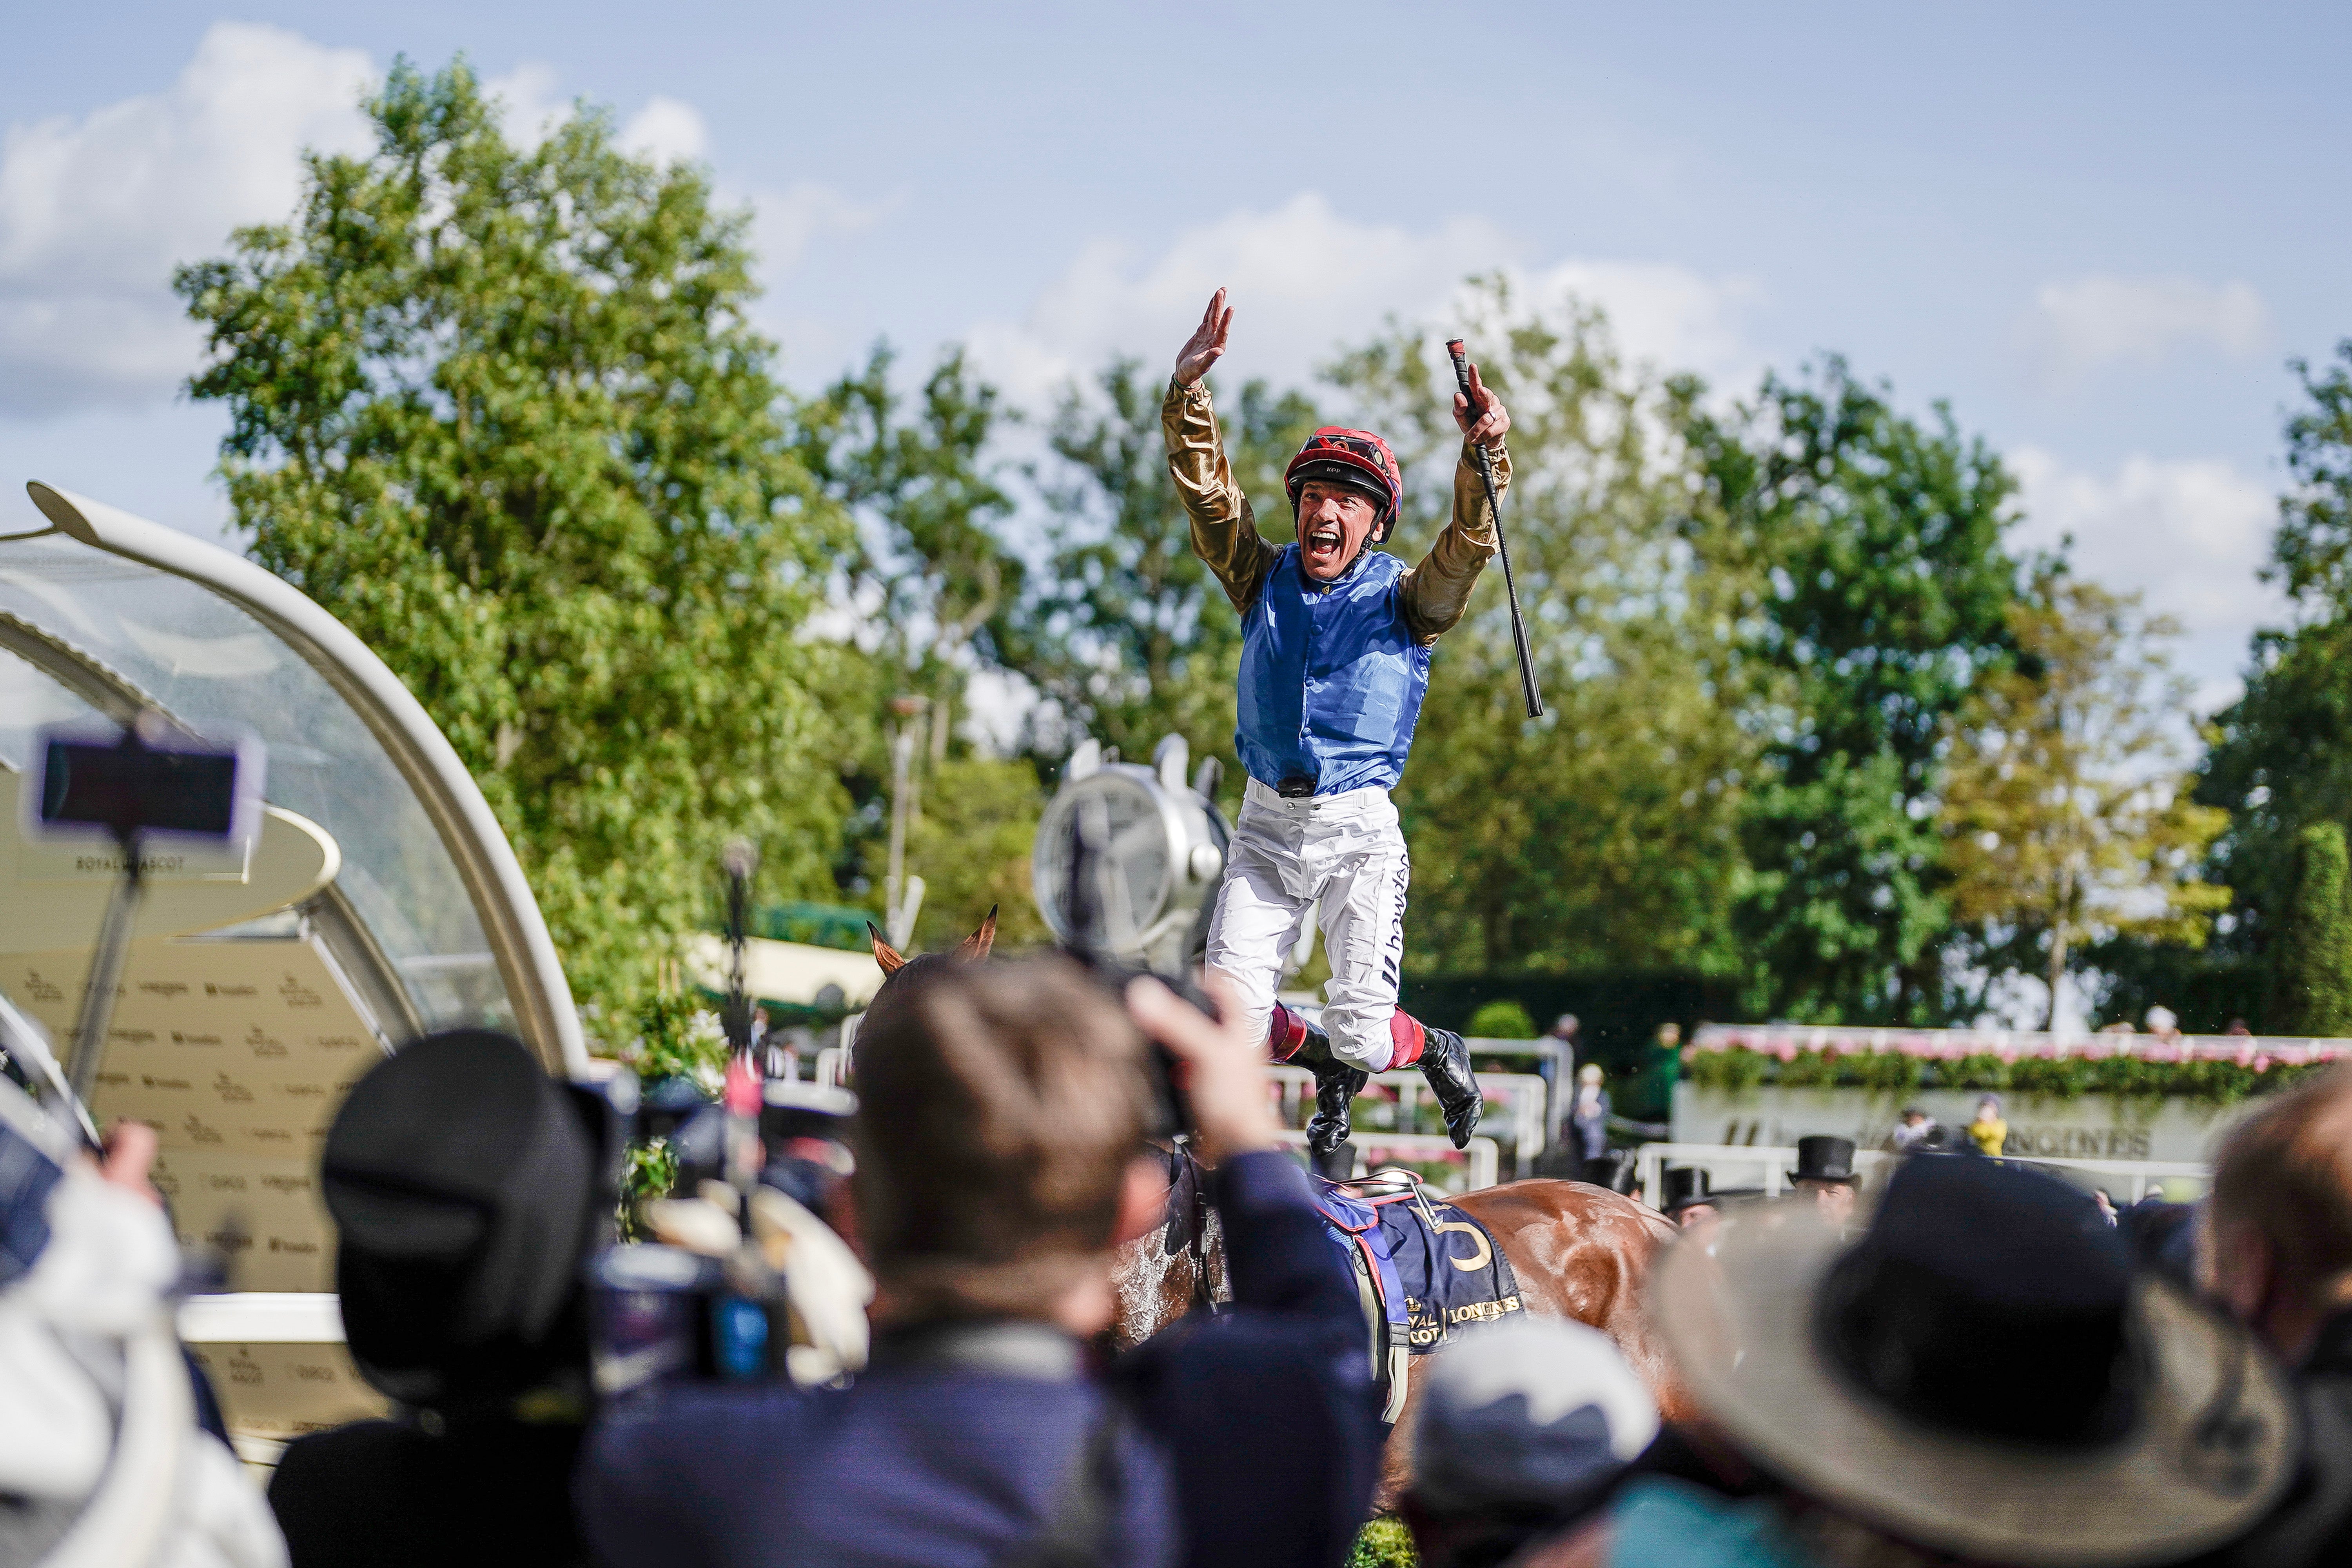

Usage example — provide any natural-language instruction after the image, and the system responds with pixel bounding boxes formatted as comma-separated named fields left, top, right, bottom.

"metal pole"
left=885, top=722, right=912, bottom=937
left=65, top=836, right=145, bottom=1127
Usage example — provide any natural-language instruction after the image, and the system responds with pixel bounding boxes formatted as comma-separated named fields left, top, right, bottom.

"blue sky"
left=3, top=3, right=2345, bottom=705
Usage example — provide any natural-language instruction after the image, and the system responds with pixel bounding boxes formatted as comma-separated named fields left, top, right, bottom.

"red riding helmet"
left=1284, top=427, right=1405, bottom=544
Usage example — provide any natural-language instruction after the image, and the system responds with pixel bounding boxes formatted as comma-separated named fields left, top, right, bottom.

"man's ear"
left=1112, top=1155, right=1171, bottom=1247
left=867, top=922, right=906, bottom=976
left=2202, top=1214, right=2274, bottom=1327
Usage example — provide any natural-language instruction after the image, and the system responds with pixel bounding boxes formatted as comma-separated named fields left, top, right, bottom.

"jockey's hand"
left=1172, top=288, right=1233, bottom=388
left=1127, top=972, right=1281, bottom=1165
left=1452, top=360, right=1510, bottom=450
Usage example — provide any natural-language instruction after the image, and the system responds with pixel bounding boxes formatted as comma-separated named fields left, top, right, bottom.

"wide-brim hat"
left=1648, top=1190, right=2296, bottom=1566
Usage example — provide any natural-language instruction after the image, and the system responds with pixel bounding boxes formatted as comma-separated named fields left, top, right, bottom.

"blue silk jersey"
left=1235, top=546, right=1433, bottom=797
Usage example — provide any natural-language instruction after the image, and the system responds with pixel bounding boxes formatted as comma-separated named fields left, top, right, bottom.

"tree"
left=2270, top=822, right=2352, bottom=1036
left=895, top=756, right=1052, bottom=952
left=1327, top=279, right=1765, bottom=976
left=1938, top=574, right=2229, bottom=1026
left=174, top=60, right=850, bottom=1016
left=1682, top=359, right=2026, bottom=1023
left=2199, top=343, right=2352, bottom=1016
left=796, top=343, right=1024, bottom=770
left=1013, top=359, right=1320, bottom=784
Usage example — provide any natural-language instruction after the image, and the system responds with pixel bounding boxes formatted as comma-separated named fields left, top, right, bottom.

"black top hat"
left=1661, top=1167, right=1713, bottom=1214
left=1650, top=1152, right=2296, bottom=1565
left=1791, top=1134, right=1857, bottom=1184
left=323, top=1029, right=619, bottom=1408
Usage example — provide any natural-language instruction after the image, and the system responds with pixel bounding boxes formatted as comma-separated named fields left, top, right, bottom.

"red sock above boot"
left=1387, top=1010, right=1426, bottom=1071
left=1267, top=1002, right=1310, bottom=1062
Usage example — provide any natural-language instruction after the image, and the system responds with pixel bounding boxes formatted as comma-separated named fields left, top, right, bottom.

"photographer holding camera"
left=577, top=958, right=1381, bottom=1568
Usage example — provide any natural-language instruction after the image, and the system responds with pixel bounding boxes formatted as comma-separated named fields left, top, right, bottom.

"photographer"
left=577, top=957, right=1381, bottom=1568
left=266, top=1030, right=616, bottom=1568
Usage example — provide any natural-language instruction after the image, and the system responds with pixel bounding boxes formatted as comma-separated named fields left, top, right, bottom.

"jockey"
left=1161, top=288, right=1509, bottom=1158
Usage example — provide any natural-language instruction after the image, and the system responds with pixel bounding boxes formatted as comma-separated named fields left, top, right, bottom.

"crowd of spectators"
left=12, top=967, right=2352, bottom=1568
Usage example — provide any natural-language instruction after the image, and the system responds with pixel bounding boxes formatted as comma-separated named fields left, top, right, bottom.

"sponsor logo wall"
left=5, top=933, right=386, bottom=1293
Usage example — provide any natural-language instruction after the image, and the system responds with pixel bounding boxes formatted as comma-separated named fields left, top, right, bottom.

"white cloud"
left=620, top=96, right=709, bottom=165
left=0, top=22, right=374, bottom=415
left=962, top=192, right=1758, bottom=412
left=2011, top=446, right=2284, bottom=710
left=754, top=182, right=891, bottom=271
left=2021, top=275, right=2270, bottom=385
left=483, top=62, right=567, bottom=150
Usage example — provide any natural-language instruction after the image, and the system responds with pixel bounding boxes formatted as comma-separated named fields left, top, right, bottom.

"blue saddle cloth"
left=1311, top=1179, right=1523, bottom=1354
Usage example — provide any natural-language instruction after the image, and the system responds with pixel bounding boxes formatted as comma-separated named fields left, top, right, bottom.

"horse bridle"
left=1166, top=1140, right=1220, bottom=1315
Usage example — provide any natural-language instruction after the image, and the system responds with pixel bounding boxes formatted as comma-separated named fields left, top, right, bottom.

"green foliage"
left=2271, top=822, right=2352, bottom=1034
left=1465, top=998, right=1538, bottom=1038
left=1684, top=1044, right=2330, bottom=1105
left=1014, top=359, right=1320, bottom=786
left=797, top=343, right=1022, bottom=770
left=1331, top=280, right=1763, bottom=976
left=1682, top=359, right=2027, bottom=1024
left=1348, top=1517, right=1419, bottom=1568
left=2196, top=348, right=2352, bottom=1025
left=174, top=60, right=849, bottom=1016
left=892, top=756, right=1053, bottom=951
left=617, top=993, right=728, bottom=1089
left=2268, top=341, right=2352, bottom=606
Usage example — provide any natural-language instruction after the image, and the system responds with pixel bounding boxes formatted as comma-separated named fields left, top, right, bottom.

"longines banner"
left=2, top=933, right=389, bottom=1294
left=1673, top=1082, right=2259, bottom=1167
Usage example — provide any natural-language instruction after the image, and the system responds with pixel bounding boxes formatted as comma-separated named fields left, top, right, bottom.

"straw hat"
left=1648, top=1155, right=2296, bottom=1566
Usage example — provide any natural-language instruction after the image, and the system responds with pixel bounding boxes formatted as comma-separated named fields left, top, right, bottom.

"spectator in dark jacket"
left=2199, top=1066, right=2352, bottom=1568
left=577, top=958, right=1379, bottom=1568
left=266, top=1029, right=622, bottom=1568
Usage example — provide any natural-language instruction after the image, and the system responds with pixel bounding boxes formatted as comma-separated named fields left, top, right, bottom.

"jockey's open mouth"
left=1303, top=520, right=1350, bottom=572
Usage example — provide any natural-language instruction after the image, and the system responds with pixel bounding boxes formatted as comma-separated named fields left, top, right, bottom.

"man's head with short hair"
left=851, top=955, right=1154, bottom=1326
left=2203, top=1065, right=2352, bottom=1361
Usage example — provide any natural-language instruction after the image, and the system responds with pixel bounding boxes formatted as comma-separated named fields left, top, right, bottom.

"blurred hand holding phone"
left=26, top=713, right=263, bottom=1135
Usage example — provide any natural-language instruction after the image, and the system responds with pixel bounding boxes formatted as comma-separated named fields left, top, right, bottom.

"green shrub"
left=1466, top=999, right=1538, bottom=1040
left=1350, top=1517, right=1418, bottom=1568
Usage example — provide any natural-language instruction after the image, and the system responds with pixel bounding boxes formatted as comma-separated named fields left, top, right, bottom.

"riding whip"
left=1446, top=339, right=1544, bottom=719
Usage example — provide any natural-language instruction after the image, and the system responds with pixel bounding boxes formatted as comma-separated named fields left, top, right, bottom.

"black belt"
left=1277, top=775, right=1316, bottom=799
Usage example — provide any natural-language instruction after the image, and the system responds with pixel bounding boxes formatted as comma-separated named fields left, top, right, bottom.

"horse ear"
left=867, top=921, right=906, bottom=976
left=960, top=905, right=999, bottom=962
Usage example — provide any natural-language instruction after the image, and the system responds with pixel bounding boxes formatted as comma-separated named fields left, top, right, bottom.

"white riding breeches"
left=1205, top=779, right=1409, bottom=1073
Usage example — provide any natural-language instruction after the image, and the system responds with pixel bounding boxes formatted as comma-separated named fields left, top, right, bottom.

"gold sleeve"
left=1399, top=441, right=1512, bottom=644
left=1162, top=377, right=1280, bottom=613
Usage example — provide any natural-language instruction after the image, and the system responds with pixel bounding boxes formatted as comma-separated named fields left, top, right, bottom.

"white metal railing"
left=1636, top=1141, right=2210, bottom=1209
left=1277, top=1130, right=1501, bottom=1193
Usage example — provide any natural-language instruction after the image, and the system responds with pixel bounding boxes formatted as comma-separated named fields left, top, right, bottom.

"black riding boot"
left=1292, top=1028, right=1367, bottom=1158
left=1417, top=1026, right=1483, bottom=1149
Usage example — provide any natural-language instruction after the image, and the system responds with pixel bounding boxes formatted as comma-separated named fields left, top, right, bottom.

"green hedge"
left=1682, top=1044, right=2333, bottom=1106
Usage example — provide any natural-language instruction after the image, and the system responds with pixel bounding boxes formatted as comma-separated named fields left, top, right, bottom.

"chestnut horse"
left=861, top=918, right=1687, bottom=1502
left=1109, top=1140, right=1685, bottom=1504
